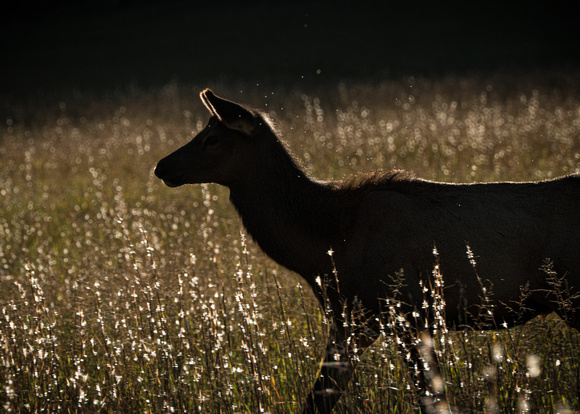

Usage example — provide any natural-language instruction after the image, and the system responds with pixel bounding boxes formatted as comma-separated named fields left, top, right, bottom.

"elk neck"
left=227, top=137, right=343, bottom=282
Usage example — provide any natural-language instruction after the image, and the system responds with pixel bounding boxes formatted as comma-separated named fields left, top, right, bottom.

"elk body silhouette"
left=155, top=89, right=580, bottom=413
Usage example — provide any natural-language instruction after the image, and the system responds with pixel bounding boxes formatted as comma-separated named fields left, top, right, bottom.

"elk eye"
left=204, top=135, right=219, bottom=148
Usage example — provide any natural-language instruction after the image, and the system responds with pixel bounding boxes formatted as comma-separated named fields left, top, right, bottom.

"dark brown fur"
left=155, top=90, right=580, bottom=413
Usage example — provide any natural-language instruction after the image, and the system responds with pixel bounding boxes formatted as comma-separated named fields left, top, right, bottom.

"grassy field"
left=1, top=72, right=580, bottom=412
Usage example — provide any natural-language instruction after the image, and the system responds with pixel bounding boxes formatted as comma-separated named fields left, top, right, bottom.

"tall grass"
left=1, top=73, right=579, bottom=412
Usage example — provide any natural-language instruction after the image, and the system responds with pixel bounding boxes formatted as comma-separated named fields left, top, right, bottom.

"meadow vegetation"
left=1, top=73, right=580, bottom=412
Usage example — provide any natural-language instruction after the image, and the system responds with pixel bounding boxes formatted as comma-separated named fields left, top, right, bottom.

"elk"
left=155, top=89, right=580, bottom=413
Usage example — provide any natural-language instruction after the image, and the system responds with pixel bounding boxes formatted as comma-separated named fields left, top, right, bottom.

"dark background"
left=2, top=0, right=579, bottom=99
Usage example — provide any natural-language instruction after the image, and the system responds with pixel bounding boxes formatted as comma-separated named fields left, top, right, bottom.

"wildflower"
left=526, top=354, right=541, bottom=378
left=492, top=342, right=503, bottom=363
left=466, top=244, right=477, bottom=266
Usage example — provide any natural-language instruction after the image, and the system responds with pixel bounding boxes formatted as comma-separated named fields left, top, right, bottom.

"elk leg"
left=400, top=331, right=449, bottom=413
left=302, top=321, right=378, bottom=414
left=302, top=337, right=353, bottom=413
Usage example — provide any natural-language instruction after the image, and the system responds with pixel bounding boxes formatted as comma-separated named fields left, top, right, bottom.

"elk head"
left=154, top=89, right=258, bottom=187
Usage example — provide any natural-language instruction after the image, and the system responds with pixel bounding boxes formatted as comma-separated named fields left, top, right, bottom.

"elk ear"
left=200, top=89, right=256, bottom=135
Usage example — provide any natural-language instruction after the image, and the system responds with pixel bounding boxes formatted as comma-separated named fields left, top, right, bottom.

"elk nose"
left=154, top=163, right=162, bottom=178
left=155, top=157, right=169, bottom=176
left=154, top=160, right=168, bottom=181
left=154, top=159, right=182, bottom=187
